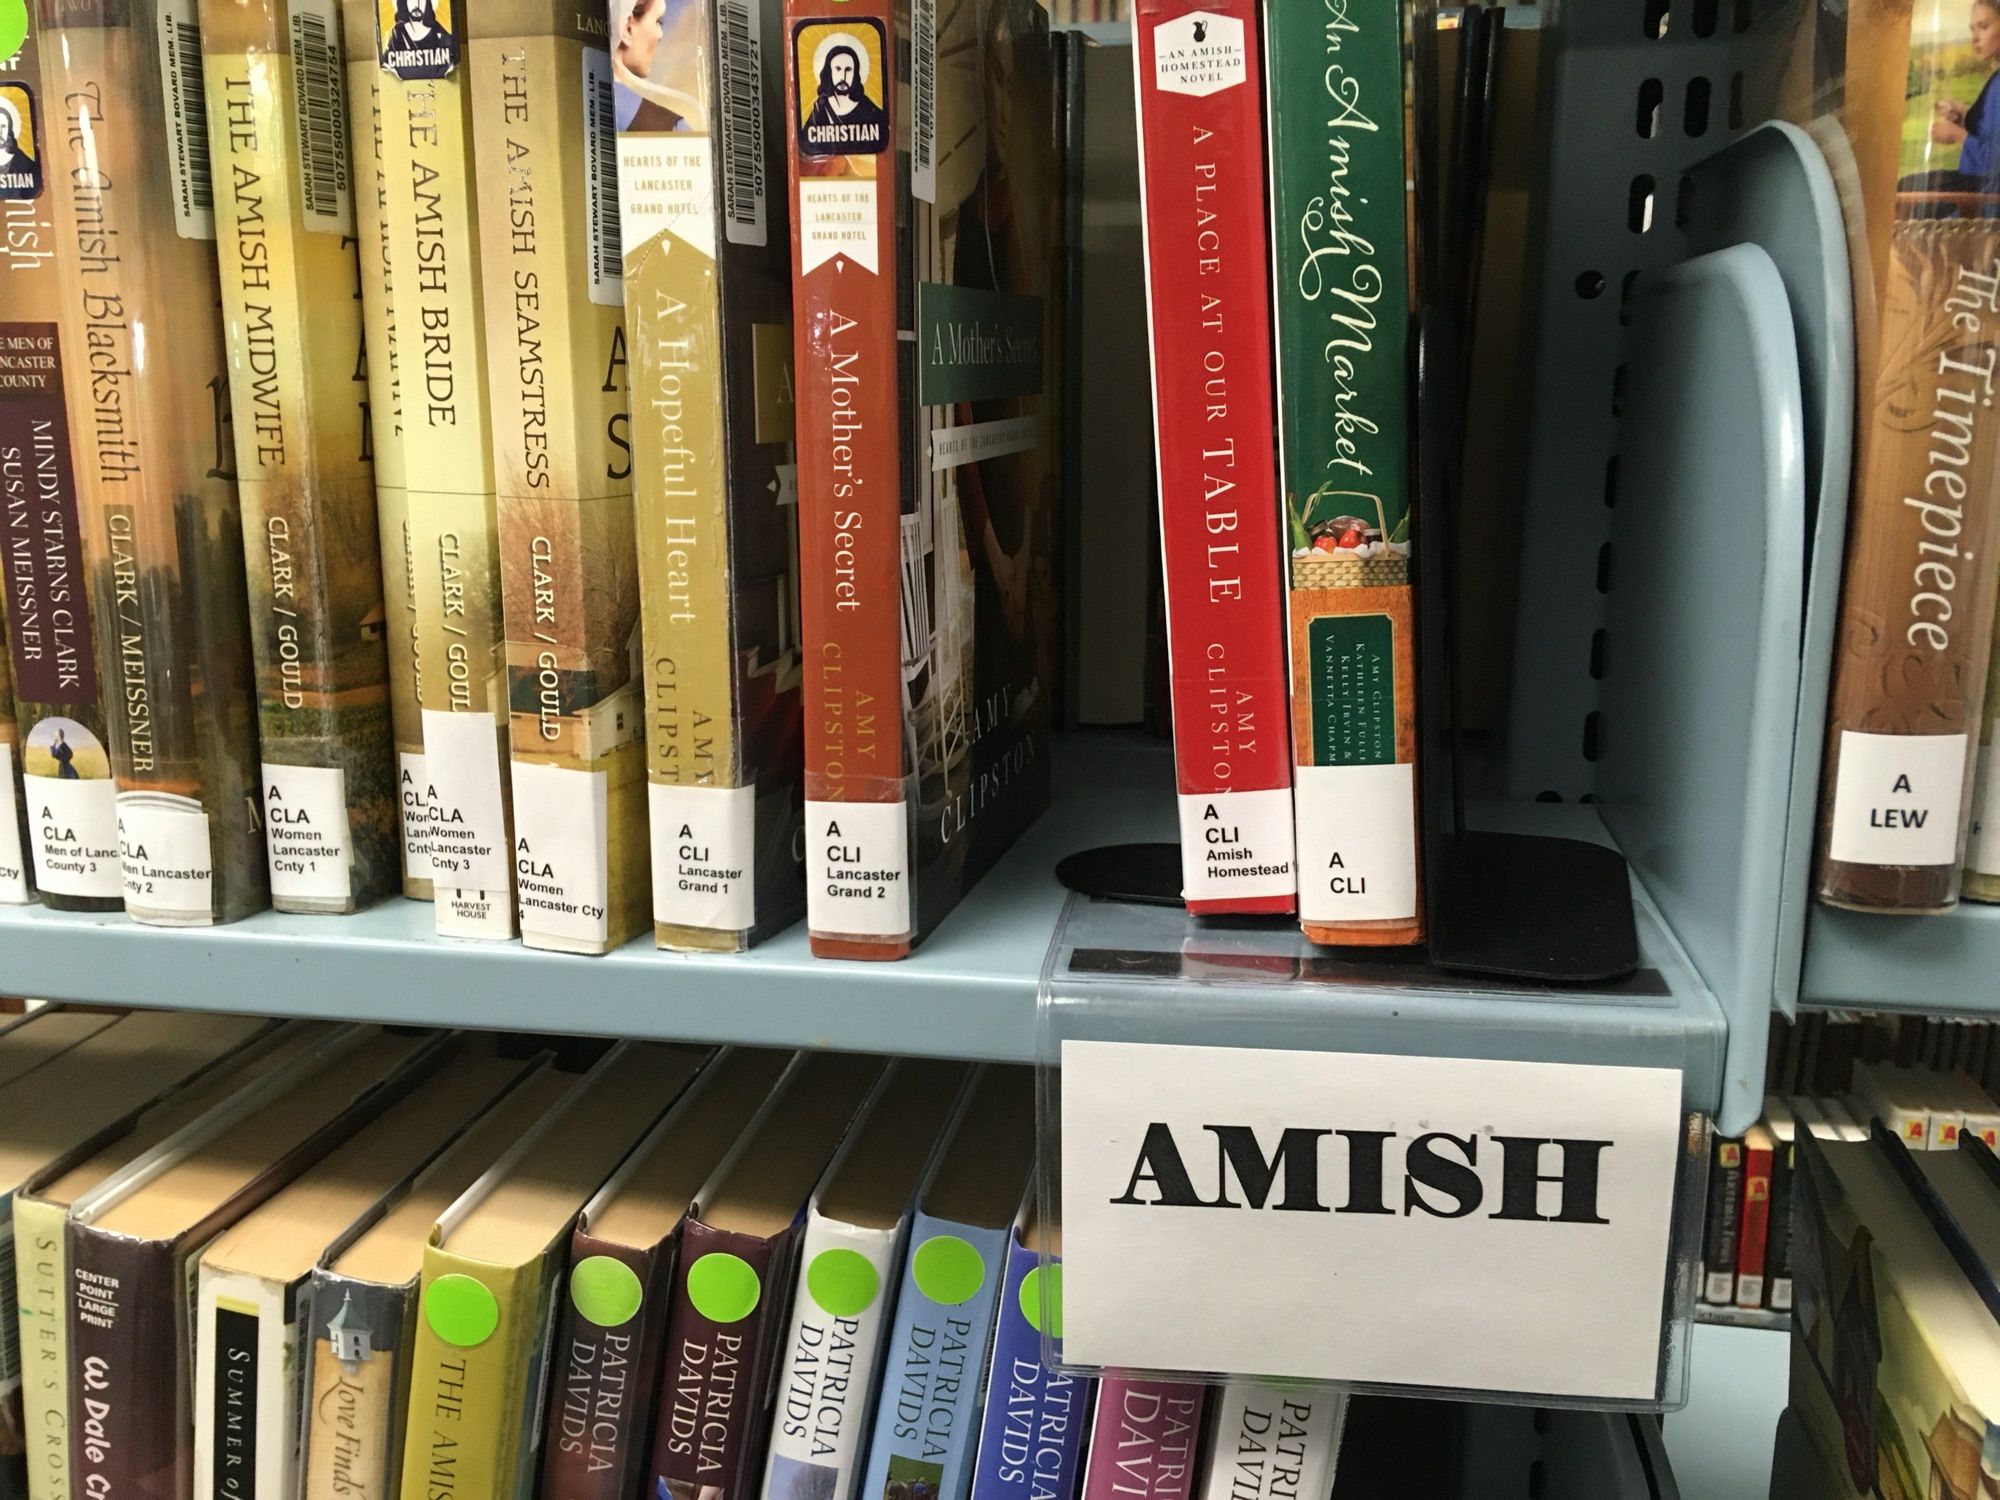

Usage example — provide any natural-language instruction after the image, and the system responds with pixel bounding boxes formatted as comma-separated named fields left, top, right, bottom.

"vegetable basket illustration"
left=1287, top=487, right=1411, bottom=588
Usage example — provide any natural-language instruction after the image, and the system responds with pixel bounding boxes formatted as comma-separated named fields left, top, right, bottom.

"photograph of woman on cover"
left=25, top=718, right=107, bottom=780
left=611, top=0, right=700, bottom=133
left=1898, top=0, right=2000, bottom=215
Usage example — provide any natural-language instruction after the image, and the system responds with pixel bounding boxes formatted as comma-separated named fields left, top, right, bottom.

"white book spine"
left=761, top=1209, right=903, bottom=1500
left=1196, top=1379, right=1347, bottom=1500
left=195, top=1269, right=304, bottom=1500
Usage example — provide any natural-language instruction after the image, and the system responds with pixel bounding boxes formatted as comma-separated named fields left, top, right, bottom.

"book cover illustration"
left=966, top=1211, right=1085, bottom=1500
left=784, top=0, right=1059, bottom=958
left=0, top=18, right=122, bottom=912
left=41, top=0, right=270, bottom=926
left=1131, top=0, right=1293, bottom=916
left=1807, top=0, right=2000, bottom=912
left=1266, top=0, right=1417, bottom=943
left=614, top=0, right=807, bottom=953
left=468, top=0, right=646, bottom=954
left=203, top=0, right=399, bottom=914
left=342, top=0, right=433, bottom=900
left=375, top=0, right=514, bottom=937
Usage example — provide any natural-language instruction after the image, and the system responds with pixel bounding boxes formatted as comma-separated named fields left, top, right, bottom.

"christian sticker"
left=377, top=0, right=457, bottom=80
left=794, top=18, right=887, bottom=158
left=0, top=83, right=40, bottom=202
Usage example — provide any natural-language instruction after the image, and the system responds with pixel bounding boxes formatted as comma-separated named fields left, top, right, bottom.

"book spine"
left=1816, top=7, right=2000, bottom=913
left=1732, top=1142, right=1773, bottom=1311
left=1131, top=0, right=1294, bottom=916
left=0, top=12, right=122, bottom=913
left=760, top=1212, right=900, bottom=1500
left=67, top=1230, right=184, bottom=1500
left=1195, top=1381, right=1342, bottom=1500
left=341, top=0, right=434, bottom=901
left=1078, top=1379, right=1205, bottom=1500
left=14, top=1197, right=69, bottom=1500
left=968, top=1239, right=1086, bottom=1500
left=538, top=1231, right=670, bottom=1500
left=1699, top=1137, right=1742, bottom=1306
left=858, top=1217, right=1010, bottom=1500
left=377, top=23, right=515, bottom=939
left=44, top=0, right=270, bottom=926
left=203, top=0, right=399, bottom=915
left=0, top=592, right=33, bottom=904
left=621, top=0, right=806, bottom=954
left=194, top=1270, right=302, bottom=1500
left=303, top=1275, right=418, bottom=1500
left=1264, top=0, right=1417, bottom=944
left=397, top=1250, right=541, bottom=1500
left=782, top=0, right=915, bottom=958
left=1766, top=1136, right=1795, bottom=1314
left=467, top=3, right=647, bottom=956
left=648, top=1220, right=787, bottom=1500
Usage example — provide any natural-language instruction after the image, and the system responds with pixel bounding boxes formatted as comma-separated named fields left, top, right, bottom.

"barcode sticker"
left=717, top=0, right=765, bottom=245
left=581, top=47, right=621, bottom=305
left=0, top=1221, right=19, bottom=1394
left=159, top=0, right=215, bottom=239
left=290, top=0, right=351, bottom=234
left=910, top=0, right=936, bottom=202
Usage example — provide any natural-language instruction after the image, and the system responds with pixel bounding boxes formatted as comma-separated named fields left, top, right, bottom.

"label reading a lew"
left=805, top=798, right=908, bottom=938
left=1061, top=1041, right=1684, bottom=1400
left=117, top=795, right=213, bottom=918
left=262, top=763, right=353, bottom=902
left=27, top=774, right=118, bottom=896
left=1175, top=788, right=1293, bottom=903
left=511, top=761, right=609, bottom=947
left=1827, top=729, right=1968, bottom=867
left=0, top=744, right=28, bottom=902
left=420, top=710, right=510, bottom=890
left=650, top=782, right=756, bottom=932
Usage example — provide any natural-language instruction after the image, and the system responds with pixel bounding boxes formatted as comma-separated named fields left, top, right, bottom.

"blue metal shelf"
left=1801, top=902, right=2000, bottom=1015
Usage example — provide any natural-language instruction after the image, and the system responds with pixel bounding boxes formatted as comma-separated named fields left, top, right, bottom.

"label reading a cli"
left=805, top=798, right=908, bottom=937
left=650, top=783, right=756, bottom=932
left=1175, top=788, right=1293, bottom=903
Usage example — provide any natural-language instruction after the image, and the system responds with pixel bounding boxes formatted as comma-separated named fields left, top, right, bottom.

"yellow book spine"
left=377, top=11, right=514, bottom=938
left=14, top=1195, right=71, bottom=1500
left=467, top=11, right=646, bottom=955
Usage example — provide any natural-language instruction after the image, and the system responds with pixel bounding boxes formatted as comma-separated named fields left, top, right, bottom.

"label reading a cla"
left=420, top=710, right=510, bottom=890
left=1150, top=11, right=1247, bottom=97
left=805, top=798, right=908, bottom=938
left=27, top=774, right=118, bottom=896
left=1175, top=788, right=1293, bottom=903
left=1827, top=729, right=1968, bottom=867
left=117, top=794, right=214, bottom=917
left=511, top=761, right=610, bottom=947
left=262, top=763, right=354, bottom=902
left=399, top=751, right=435, bottom=880
left=650, top=782, right=756, bottom=932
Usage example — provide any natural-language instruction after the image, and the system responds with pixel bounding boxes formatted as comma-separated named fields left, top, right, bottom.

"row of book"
left=0, top=0, right=1066, bottom=959
left=1779, top=1126, right=2000, bottom=1499
left=0, top=1007, right=1351, bottom=1500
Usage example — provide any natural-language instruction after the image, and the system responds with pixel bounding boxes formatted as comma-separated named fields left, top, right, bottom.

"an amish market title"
left=1111, top=1122, right=1613, bottom=1223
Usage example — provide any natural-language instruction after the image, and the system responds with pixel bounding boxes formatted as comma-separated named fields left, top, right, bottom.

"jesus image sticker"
left=378, top=0, right=457, bottom=79
left=0, top=84, right=40, bottom=201
left=794, top=19, right=887, bottom=157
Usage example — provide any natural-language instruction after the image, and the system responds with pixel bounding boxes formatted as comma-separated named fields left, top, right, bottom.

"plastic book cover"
left=41, top=0, right=270, bottom=925
left=613, top=0, right=806, bottom=953
left=1131, top=0, right=1293, bottom=917
left=467, top=0, right=647, bottom=954
left=1265, top=0, right=1417, bottom=944
left=782, top=0, right=1060, bottom=957
left=0, top=10, right=121, bottom=912
left=965, top=1206, right=1085, bottom=1500
left=1798, top=0, right=2000, bottom=913
left=203, top=0, right=400, bottom=914
left=1701, top=1135, right=1744, bottom=1306
left=1194, top=1381, right=1344, bottom=1500
left=374, top=0, right=514, bottom=938
left=341, top=0, right=433, bottom=899
left=1735, top=1124, right=1775, bottom=1311
left=1077, top=1379, right=1205, bottom=1500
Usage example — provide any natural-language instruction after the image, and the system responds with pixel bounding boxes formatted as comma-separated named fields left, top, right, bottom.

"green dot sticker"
left=570, top=1256, right=644, bottom=1329
left=0, top=0, right=25, bottom=67
left=424, top=1274, right=500, bottom=1349
left=686, top=1252, right=761, bottom=1324
left=1019, top=1264, right=1062, bottom=1338
left=807, top=1248, right=879, bottom=1318
left=912, top=1235, right=985, bottom=1306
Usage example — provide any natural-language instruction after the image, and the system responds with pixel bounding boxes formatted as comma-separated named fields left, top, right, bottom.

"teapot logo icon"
left=1192, top=18, right=1207, bottom=40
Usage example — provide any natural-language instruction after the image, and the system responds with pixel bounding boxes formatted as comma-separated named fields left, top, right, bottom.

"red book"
left=1133, top=0, right=1296, bottom=914
left=1734, top=1124, right=1775, bottom=1310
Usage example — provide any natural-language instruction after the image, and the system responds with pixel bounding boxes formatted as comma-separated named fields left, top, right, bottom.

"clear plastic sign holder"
left=1032, top=889, right=1720, bottom=1412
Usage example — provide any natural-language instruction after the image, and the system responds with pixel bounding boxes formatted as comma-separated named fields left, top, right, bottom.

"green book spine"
left=1264, top=0, right=1420, bottom=946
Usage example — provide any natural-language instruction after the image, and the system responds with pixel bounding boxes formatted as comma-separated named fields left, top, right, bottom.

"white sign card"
left=1060, top=1041, right=1685, bottom=1400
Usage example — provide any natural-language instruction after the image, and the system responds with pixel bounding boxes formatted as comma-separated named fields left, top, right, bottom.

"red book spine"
left=1132, top=0, right=1295, bottom=915
left=783, top=0, right=911, bottom=958
left=1734, top=1139, right=1774, bottom=1310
